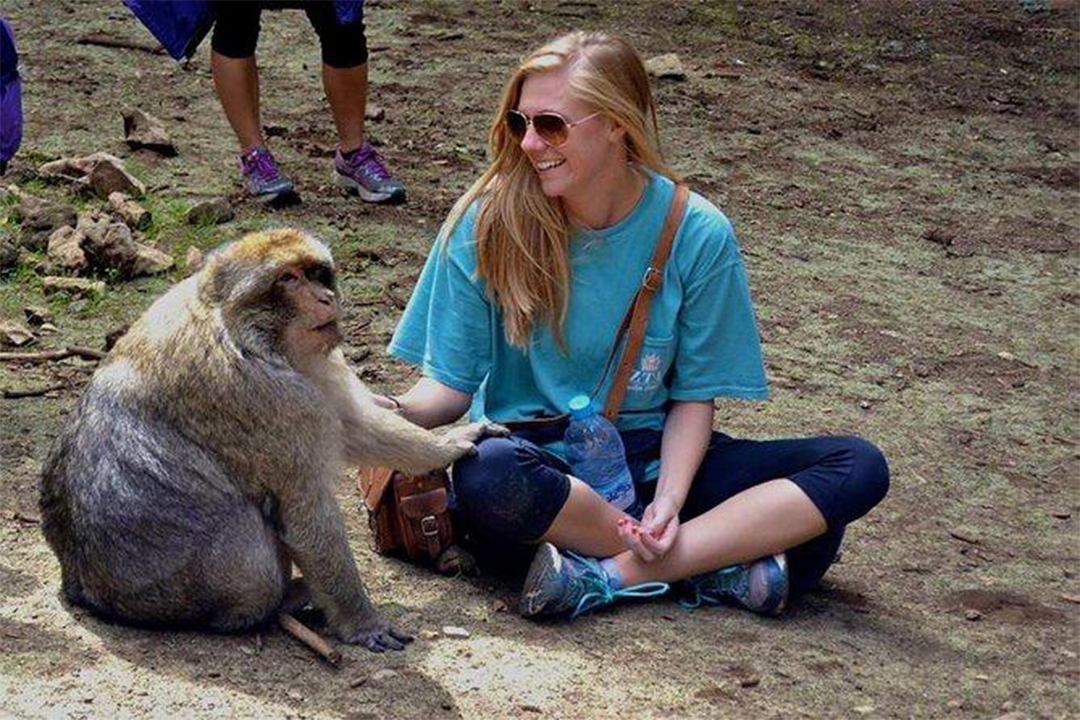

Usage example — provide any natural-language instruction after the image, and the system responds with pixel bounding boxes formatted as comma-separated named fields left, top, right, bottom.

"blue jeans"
left=452, top=427, right=889, bottom=593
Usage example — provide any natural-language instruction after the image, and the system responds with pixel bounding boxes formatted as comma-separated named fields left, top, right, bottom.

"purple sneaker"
left=333, top=141, right=406, bottom=205
left=239, top=147, right=296, bottom=203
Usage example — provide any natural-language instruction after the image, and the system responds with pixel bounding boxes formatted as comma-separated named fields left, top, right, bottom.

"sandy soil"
left=1, top=1, right=1078, bottom=718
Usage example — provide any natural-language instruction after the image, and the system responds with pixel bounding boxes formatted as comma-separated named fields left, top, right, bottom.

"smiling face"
left=515, top=68, right=627, bottom=205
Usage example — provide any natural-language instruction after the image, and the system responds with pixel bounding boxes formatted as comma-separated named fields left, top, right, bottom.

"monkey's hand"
left=336, top=615, right=413, bottom=653
left=439, top=421, right=511, bottom=461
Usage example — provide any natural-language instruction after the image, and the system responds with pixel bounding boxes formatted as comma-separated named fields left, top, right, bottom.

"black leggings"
left=211, top=1, right=368, bottom=68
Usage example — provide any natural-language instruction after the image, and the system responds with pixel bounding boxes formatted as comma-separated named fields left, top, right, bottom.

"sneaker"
left=239, top=147, right=296, bottom=203
left=679, top=552, right=789, bottom=616
left=519, top=542, right=669, bottom=620
left=332, top=141, right=407, bottom=205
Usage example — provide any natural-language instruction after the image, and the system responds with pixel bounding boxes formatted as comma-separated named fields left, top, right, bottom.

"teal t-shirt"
left=388, top=172, right=769, bottom=464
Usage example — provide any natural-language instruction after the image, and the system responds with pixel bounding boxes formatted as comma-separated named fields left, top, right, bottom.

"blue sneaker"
left=519, top=542, right=669, bottom=620
left=679, top=552, right=789, bottom=616
left=332, top=141, right=407, bottom=205
left=239, top=147, right=296, bottom=203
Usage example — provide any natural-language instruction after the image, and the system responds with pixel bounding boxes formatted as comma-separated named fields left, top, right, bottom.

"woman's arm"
left=654, top=399, right=715, bottom=510
left=621, top=399, right=714, bottom=560
left=374, top=376, right=473, bottom=430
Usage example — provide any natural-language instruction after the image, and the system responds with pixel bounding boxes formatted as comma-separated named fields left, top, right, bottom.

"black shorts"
left=211, top=1, right=368, bottom=68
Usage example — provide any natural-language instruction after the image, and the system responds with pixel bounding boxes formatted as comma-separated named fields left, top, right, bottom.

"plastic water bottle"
left=564, top=394, right=637, bottom=512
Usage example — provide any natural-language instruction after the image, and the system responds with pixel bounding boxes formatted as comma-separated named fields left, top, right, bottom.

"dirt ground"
left=0, top=1, right=1077, bottom=718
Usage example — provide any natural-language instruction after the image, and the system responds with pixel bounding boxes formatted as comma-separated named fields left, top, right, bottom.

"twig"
left=7, top=510, right=41, bottom=524
left=3, top=383, right=69, bottom=399
left=76, top=32, right=166, bottom=55
left=384, top=287, right=407, bottom=310
left=0, top=346, right=106, bottom=363
left=277, top=612, right=342, bottom=668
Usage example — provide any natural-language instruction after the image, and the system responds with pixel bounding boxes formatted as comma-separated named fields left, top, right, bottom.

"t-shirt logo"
left=629, top=351, right=664, bottom=393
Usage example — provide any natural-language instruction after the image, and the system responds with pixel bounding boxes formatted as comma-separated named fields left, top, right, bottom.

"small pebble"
left=442, top=625, right=471, bottom=638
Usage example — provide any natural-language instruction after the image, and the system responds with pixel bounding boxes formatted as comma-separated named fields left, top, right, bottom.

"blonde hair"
left=438, top=31, right=678, bottom=349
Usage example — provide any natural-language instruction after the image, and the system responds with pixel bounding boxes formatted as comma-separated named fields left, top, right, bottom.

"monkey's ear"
left=198, top=255, right=240, bottom=306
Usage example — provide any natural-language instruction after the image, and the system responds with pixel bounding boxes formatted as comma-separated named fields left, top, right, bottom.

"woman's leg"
left=304, top=2, right=370, bottom=152
left=614, top=435, right=889, bottom=589
left=210, top=5, right=264, bottom=152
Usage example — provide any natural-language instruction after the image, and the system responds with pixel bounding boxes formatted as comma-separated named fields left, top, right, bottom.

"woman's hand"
left=617, top=495, right=680, bottom=563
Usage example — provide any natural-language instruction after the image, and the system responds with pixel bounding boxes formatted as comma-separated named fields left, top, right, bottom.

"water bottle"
left=563, top=394, right=637, bottom=513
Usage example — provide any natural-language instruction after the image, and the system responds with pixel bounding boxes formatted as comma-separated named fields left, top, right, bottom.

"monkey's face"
left=276, top=262, right=342, bottom=360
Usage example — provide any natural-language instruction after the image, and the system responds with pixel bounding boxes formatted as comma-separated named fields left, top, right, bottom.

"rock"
left=47, top=226, right=88, bottom=272
left=23, top=305, right=53, bottom=326
left=0, top=232, right=17, bottom=272
left=79, top=219, right=139, bottom=276
left=38, top=153, right=145, bottom=198
left=38, top=323, right=58, bottom=334
left=365, top=104, right=386, bottom=122
left=369, top=669, right=398, bottom=682
left=441, top=626, right=471, bottom=638
left=964, top=608, right=983, bottom=621
left=645, top=53, right=687, bottom=80
left=993, top=712, right=1027, bottom=720
left=5, top=187, right=77, bottom=250
left=184, top=246, right=205, bottom=274
left=186, top=198, right=234, bottom=226
left=42, top=276, right=106, bottom=297
left=121, top=107, right=177, bottom=156
left=419, top=629, right=440, bottom=640
left=131, top=243, right=174, bottom=276
left=0, top=321, right=35, bottom=347
left=88, top=155, right=146, bottom=198
left=108, top=192, right=152, bottom=230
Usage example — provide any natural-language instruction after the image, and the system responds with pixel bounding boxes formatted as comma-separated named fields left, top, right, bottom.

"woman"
left=380, top=31, right=889, bottom=620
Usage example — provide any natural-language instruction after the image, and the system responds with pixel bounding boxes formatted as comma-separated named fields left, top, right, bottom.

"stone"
left=10, top=188, right=77, bottom=233
left=0, top=232, right=17, bottom=272
left=38, top=153, right=145, bottom=198
left=186, top=198, right=234, bottom=226
left=24, top=305, right=53, bottom=326
left=108, top=192, right=152, bottom=230
left=121, top=107, right=177, bottom=156
left=369, top=669, right=398, bottom=682
left=365, top=104, right=386, bottom=122
left=131, top=243, right=174, bottom=276
left=645, top=53, right=687, bottom=80
left=0, top=321, right=35, bottom=347
left=441, top=626, right=471, bottom=638
left=42, top=276, right=105, bottom=297
left=89, top=155, right=146, bottom=198
left=184, top=246, right=205, bottom=274
left=46, top=226, right=88, bottom=272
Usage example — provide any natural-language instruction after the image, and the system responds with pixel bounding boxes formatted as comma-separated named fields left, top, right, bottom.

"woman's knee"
left=847, top=436, right=890, bottom=509
left=452, top=437, right=569, bottom=541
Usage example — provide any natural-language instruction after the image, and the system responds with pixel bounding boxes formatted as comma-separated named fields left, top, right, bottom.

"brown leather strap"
left=603, top=184, right=689, bottom=422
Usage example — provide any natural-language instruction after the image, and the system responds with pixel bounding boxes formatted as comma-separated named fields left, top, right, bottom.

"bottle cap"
left=568, top=394, right=594, bottom=419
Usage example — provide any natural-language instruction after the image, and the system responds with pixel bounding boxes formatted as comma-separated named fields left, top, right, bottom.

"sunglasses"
left=504, top=109, right=602, bottom=147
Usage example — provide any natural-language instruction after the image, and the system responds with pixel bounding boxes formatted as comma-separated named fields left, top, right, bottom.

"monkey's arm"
left=319, top=351, right=502, bottom=472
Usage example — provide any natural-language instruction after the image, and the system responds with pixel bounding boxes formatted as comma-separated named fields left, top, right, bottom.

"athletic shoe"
left=332, top=141, right=406, bottom=205
left=519, top=542, right=669, bottom=620
left=679, top=552, right=789, bottom=616
left=239, top=147, right=296, bottom=203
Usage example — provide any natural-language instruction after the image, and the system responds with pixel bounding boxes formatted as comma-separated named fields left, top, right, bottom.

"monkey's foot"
left=342, top=623, right=413, bottom=653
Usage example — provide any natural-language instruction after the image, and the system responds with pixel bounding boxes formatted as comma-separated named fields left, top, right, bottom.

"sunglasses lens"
left=505, top=111, right=528, bottom=138
left=533, top=114, right=569, bottom=145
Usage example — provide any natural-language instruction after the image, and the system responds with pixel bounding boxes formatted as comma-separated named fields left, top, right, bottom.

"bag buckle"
left=420, top=515, right=439, bottom=536
left=642, top=266, right=662, bottom=291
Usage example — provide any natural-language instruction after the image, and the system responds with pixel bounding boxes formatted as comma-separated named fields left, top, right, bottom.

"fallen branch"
left=76, top=32, right=166, bottom=55
left=3, top=383, right=69, bottom=399
left=277, top=612, right=342, bottom=668
left=0, top=346, right=107, bottom=363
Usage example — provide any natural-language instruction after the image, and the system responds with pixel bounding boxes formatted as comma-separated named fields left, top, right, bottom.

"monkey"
left=39, top=228, right=506, bottom=651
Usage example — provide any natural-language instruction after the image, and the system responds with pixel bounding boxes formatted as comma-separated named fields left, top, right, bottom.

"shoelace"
left=243, top=149, right=281, bottom=182
left=347, top=147, right=391, bottom=182
left=677, top=565, right=744, bottom=610
left=564, top=551, right=671, bottom=620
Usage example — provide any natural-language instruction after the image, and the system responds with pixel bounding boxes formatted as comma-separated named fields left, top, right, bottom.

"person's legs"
left=524, top=433, right=889, bottom=616
left=323, top=63, right=368, bottom=153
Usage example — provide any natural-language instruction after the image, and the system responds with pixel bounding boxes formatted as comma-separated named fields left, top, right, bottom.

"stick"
left=277, top=612, right=342, bottom=668
left=0, top=346, right=106, bottom=363
left=76, top=32, right=166, bottom=56
left=3, top=383, right=68, bottom=399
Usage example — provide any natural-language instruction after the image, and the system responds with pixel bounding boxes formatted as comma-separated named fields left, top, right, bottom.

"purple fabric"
left=0, top=18, right=22, bottom=164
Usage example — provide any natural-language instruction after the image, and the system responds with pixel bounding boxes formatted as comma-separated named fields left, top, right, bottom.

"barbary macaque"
left=39, top=228, right=505, bottom=651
